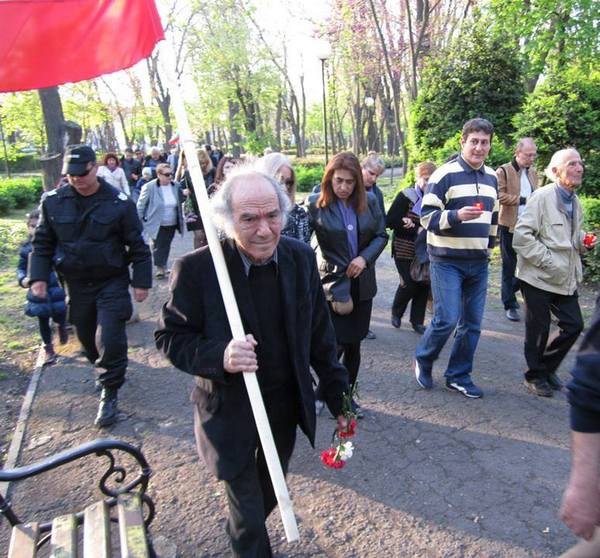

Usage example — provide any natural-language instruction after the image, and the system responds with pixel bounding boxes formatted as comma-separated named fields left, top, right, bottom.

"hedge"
left=0, top=177, right=43, bottom=215
left=295, top=165, right=324, bottom=192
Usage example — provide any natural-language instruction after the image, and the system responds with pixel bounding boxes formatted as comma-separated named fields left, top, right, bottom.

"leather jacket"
left=307, top=192, right=388, bottom=302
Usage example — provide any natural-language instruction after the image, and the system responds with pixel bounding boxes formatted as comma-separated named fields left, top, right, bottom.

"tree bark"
left=38, top=87, right=80, bottom=190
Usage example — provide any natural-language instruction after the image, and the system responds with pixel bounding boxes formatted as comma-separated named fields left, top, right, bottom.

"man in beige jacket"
left=496, top=138, right=538, bottom=322
left=514, top=148, right=594, bottom=398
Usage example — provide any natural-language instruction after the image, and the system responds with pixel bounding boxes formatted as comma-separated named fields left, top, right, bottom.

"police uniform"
left=30, top=172, right=152, bottom=419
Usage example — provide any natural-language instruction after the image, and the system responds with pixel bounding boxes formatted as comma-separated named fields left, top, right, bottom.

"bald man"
left=514, top=148, right=595, bottom=398
left=496, top=138, right=538, bottom=321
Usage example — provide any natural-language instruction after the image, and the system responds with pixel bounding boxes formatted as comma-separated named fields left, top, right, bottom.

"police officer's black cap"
left=63, top=145, right=96, bottom=175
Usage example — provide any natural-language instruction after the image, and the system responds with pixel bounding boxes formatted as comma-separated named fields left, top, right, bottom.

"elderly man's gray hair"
left=545, top=148, right=579, bottom=182
left=211, top=168, right=291, bottom=238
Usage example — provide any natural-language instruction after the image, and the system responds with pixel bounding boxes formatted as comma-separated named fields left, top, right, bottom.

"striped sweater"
left=421, top=155, right=499, bottom=261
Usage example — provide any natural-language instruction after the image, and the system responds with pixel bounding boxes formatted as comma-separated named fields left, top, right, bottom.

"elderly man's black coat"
left=155, top=237, right=349, bottom=481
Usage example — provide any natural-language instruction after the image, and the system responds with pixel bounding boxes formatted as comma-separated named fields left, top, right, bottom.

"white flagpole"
left=157, top=41, right=299, bottom=542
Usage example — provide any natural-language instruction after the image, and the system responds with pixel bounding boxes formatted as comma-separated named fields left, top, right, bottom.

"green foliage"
left=0, top=177, right=43, bottom=216
left=0, top=221, right=27, bottom=266
left=295, top=165, right=324, bottom=192
left=488, top=0, right=600, bottom=84
left=409, top=18, right=525, bottom=167
left=580, top=196, right=600, bottom=284
left=514, top=67, right=600, bottom=197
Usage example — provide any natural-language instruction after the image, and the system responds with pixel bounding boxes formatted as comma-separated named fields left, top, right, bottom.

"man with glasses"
left=496, top=138, right=538, bottom=322
left=514, top=148, right=596, bottom=398
left=29, top=145, right=152, bottom=427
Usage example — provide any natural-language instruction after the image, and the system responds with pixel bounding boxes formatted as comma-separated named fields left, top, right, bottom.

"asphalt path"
left=1, top=231, right=594, bottom=557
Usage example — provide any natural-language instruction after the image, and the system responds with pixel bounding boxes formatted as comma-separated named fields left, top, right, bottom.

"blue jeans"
left=416, top=259, right=489, bottom=382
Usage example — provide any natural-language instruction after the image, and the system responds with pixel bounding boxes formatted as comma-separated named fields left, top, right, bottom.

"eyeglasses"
left=159, top=172, right=173, bottom=177
left=68, top=167, right=92, bottom=178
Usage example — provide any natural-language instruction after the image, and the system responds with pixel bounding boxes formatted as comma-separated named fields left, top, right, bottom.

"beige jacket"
left=496, top=161, right=538, bottom=231
left=513, top=183, right=585, bottom=296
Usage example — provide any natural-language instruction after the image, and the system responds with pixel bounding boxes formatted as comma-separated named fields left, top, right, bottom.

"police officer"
left=29, top=145, right=152, bottom=427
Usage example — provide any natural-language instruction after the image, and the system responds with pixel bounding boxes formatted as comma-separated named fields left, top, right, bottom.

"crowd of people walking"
left=16, top=124, right=600, bottom=556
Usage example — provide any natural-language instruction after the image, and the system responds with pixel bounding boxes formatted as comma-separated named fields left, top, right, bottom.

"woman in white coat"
left=136, top=163, right=184, bottom=278
left=96, top=152, right=130, bottom=196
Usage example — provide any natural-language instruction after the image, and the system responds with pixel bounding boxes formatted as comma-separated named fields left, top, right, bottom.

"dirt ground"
left=0, top=232, right=598, bottom=557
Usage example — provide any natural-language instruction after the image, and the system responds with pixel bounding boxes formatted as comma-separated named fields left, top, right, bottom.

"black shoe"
left=391, top=316, right=401, bottom=329
left=524, top=379, right=553, bottom=398
left=57, top=323, right=69, bottom=345
left=547, top=373, right=563, bottom=391
left=95, top=389, right=119, bottom=427
left=412, top=324, right=426, bottom=335
left=365, top=329, right=376, bottom=340
left=506, top=308, right=520, bottom=322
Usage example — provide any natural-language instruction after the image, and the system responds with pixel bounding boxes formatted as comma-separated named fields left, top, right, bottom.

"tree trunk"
left=38, top=87, right=80, bottom=190
left=228, top=100, right=242, bottom=158
left=275, top=97, right=283, bottom=151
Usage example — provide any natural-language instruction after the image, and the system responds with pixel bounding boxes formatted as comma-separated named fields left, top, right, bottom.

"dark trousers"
left=223, top=396, right=298, bottom=558
left=521, top=281, right=584, bottom=381
left=152, top=225, right=177, bottom=268
left=499, top=225, right=520, bottom=310
left=392, top=258, right=429, bottom=326
left=67, top=275, right=132, bottom=390
left=315, top=341, right=360, bottom=402
left=38, top=312, right=66, bottom=346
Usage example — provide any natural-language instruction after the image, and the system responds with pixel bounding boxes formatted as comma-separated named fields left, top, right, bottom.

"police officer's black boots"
left=95, top=388, right=119, bottom=427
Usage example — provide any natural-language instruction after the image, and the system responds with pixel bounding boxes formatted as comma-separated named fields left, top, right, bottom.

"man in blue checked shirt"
left=414, top=118, right=499, bottom=399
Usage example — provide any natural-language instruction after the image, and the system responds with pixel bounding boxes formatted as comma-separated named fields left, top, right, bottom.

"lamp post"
left=0, top=104, right=10, bottom=178
left=316, top=41, right=331, bottom=165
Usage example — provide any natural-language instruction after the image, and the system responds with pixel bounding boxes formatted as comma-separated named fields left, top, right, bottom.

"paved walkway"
left=1, top=232, right=595, bottom=557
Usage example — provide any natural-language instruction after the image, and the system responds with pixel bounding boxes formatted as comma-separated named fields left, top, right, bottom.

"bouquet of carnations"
left=320, top=387, right=358, bottom=469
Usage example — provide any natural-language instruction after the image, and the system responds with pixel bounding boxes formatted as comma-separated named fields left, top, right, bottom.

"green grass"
left=0, top=203, right=42, bottom=371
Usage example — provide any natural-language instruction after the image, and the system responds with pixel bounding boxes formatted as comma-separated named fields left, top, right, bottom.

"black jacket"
left=307, top=192, right=388, bottom=303
left=568, top=294, right=600, bottom=432
left=30, top=178, right=152, bottom=287
left=155, top=237, right=349, bottom=480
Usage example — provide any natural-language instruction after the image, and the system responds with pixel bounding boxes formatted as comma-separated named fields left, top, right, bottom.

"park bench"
left=0, top=439, right=155, bottom=558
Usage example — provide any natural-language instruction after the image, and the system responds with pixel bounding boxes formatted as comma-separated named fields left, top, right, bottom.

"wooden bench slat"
left=117, top=494, right=149, bottom=558
left=83, top=501, right=110, bottom=558
left=51, top=513, right=77, bottom=558
left=8, top=523, right=39, bottom=558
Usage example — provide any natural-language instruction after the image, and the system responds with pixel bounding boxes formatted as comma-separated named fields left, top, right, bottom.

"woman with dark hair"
left=386, top=161, right=436, bottom=333
left=307, top=152, right=388, bottom=416
left=255, top=152, right=311, bottom=243
left=97, top=152, right=130, bottom=195
left=213, top=156, right=239, bottom=188
left=136, top=162, right=185, bottom=278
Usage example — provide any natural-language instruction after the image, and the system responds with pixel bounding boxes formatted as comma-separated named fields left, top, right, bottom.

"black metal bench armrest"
left=0, top=438, right=153, bottom=529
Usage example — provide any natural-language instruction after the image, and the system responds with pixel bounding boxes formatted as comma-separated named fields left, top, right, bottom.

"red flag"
left=0, top=0, right=164, bottom=93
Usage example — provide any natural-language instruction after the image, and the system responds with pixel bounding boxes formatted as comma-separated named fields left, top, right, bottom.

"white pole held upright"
left=157, top=41, right=299, bottom=543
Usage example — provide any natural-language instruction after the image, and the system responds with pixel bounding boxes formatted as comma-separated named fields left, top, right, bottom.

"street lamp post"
left=316, top=41, right=331, bottom=166
left=319, top=57, right=328, bottom=164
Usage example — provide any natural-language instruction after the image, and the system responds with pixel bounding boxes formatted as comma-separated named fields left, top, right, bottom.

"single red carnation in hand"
left=338, top=419, right=357, bottom=439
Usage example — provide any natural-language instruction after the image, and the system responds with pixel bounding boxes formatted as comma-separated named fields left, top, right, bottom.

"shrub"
left=295, top=165, right=324, bottom=192
left=514, top=67, right=600, bottom=197
left=579, top=196, right=600, bottom=285
left=0, top=221, right=27, bottom=266
left=409, top=18, right=525, bottom=168
left=0, top=177, right=43, bottom=216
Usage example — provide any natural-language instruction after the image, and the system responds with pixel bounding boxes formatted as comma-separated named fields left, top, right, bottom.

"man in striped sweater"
left=414, top=118, right=499, bottom=398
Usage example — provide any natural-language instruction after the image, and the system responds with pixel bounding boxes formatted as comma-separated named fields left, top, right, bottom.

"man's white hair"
left=211, top=167, right=291, bottom=239
left=545, top=148, right=579, bottom=182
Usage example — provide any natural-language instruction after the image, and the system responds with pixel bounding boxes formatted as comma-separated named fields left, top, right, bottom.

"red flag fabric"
left=0, top=0, right=164, bottom=93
